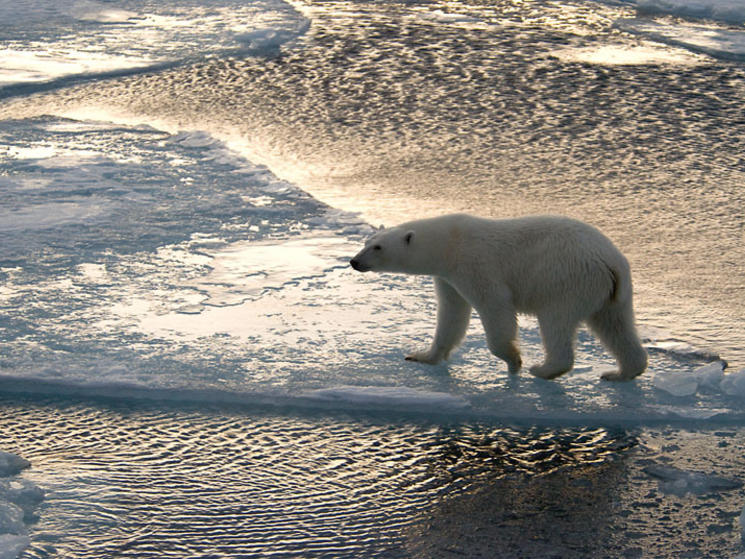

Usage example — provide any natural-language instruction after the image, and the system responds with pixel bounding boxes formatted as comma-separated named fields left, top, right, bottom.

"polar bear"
left=350, top=214, right=647, bottom=381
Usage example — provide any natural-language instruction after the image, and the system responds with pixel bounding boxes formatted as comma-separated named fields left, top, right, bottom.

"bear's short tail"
left=610, top=267, right=620, bottom=303
left=589, top=262, right=647, bottom=380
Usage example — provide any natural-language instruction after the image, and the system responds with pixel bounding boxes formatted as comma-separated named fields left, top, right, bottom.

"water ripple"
left=0, top=396, right=636, bottom=558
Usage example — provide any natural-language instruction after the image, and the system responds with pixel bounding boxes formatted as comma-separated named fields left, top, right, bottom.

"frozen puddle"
left=166, top=236, right=356, bottom=311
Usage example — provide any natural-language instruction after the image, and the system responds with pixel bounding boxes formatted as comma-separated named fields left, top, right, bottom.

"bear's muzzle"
left=350, top=258, right=370, bottom=272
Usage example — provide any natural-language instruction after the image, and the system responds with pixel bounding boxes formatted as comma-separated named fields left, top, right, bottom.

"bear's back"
left=454, top=214, right=628, bottom=313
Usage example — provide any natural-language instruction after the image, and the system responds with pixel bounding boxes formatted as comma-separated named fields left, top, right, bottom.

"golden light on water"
left=551, top=43, right=705, bottom=65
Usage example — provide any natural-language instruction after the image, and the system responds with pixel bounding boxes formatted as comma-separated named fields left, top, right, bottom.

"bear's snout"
left=350, top=258, right=369, bottom=272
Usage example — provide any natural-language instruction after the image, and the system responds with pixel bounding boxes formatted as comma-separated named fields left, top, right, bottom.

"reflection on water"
left=551, top=43, right=705, bottom=65
left=3, top=396, right=743, bottom=558
left=406, top=461, right=629, bottom=558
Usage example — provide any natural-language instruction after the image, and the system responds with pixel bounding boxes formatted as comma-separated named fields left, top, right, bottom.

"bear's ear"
left=404, top=231, right=414, bottom=245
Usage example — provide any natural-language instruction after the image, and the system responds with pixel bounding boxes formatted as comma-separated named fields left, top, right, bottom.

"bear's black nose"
left=350, top=259, right=361, bottom=271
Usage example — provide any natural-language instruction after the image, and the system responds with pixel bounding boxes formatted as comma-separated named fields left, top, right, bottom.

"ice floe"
left=0, top=0, right=309, bottom=92
left=0, top=454, right=28, bottom=479
left=0, top=451, right=42, bottom=559
left=0, top=535, right=30, bottom=559
left=652, top=361, right=727, bottom=397
left=720, top=369, right=745, bottom=398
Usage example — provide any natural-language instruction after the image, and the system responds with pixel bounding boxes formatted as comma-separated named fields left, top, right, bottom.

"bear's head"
left=350, top=226, right=416, bottom=274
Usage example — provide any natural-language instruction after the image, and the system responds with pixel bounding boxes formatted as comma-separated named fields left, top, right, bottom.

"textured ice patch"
left=0, top=48, right=154, bottom=87
left=646, top=339, right=721, bottom=362
left=652, top=361, right=725, bottom=397
left=0, top=480, right=44, bottom=519
left=0, top=450, right=43, bottom=558
left=0, top=200, right=112, bottom=232
left=236, top=24, right=311, bottom=52
left=183, top=236, right=355, bottom=307
left=69, top=0, right=138, bottom=23
left=644, top=463, right=743, bottom=496
left=0, top=504, right=25, bottom=536
left=0, top=0, right=309, bottom=91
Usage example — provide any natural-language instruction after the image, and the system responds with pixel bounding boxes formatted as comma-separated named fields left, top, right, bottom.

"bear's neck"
left=413, top=221, right=463, bottom=278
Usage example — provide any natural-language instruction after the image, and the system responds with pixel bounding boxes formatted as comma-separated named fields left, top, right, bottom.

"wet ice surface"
left=644, top=463, right=742, bottom=497
left=635, top=0, right=745, bottom=25
left=1, top=116, right=744, bottom=426
left=618, top=17, right=745, bottom=61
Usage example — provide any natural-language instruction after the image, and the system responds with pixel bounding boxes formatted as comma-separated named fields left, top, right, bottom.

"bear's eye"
left=373, top=244, right=382, bottom=251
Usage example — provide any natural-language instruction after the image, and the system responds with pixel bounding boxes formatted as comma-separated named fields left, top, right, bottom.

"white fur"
left=350, top=214, right=647, bottom=381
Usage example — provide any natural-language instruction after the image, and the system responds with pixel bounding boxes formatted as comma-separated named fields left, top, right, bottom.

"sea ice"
left=0, top=454, right=29, bottom=478
left=0, top=503, right=25, bottom=536
left=0, top=451, right=42, bottom=558
left=0, top=480, right=44, bottom=517
left=0, top=535, right=30, bottom=559
left=720, top=369, right=745, bottom=397
left=651, top=361, right=725, bottom=397
left=643, top=463, right=742, bottom=497
left=617, top=18, right=745, bottom=61
left=69, top=0, right=138, bottom=23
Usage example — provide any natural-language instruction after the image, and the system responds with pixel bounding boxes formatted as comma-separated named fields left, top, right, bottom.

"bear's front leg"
left=406, top=278, right=471, bottom=365
left=479, top=301, right=522, bottom=374
left=405, top=350, right=444, bottom=365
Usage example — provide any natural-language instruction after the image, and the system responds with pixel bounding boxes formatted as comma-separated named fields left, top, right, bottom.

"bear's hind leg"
left=530, top=312, right=577, bottom=380
left=586, top=300, right=647, bottom=381
left=406, top=278, right=471, bottom=365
